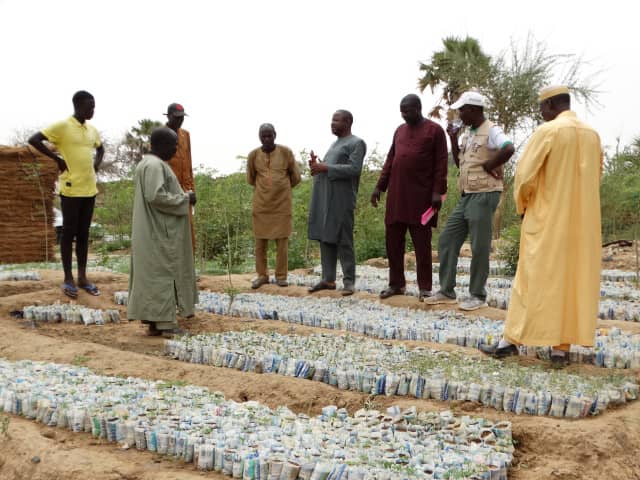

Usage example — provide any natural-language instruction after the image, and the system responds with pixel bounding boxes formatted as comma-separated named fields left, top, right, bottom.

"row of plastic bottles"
left=0, top=358, right=512, bottom=479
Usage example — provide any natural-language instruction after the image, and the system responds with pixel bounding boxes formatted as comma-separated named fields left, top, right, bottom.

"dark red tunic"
left=376, top=119, right=448, bottom=225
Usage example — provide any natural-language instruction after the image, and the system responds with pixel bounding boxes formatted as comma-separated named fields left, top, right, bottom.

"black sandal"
left=308, top=281, right=336, bottom=293
left=379, top=287, right=405, bottom=299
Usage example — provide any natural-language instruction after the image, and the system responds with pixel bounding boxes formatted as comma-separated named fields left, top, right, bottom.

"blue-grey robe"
left=308, top=135, right=366, bottom=244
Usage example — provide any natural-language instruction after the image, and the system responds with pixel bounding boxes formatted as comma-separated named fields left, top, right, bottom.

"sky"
left=0, top=0, right=636, bottom=175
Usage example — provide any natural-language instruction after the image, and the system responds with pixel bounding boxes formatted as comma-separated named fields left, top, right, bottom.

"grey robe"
left=308, top=135, right=366, bottom=244
left=128, top=154, right=198, bottom=325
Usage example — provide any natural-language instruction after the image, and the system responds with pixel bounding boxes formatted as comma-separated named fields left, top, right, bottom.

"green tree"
left=418, top=36, right=493, bottom=118
left=419, top=34, right=600, bottom=133
left=354, top=148, right=389, bottom=262
left=93, top=179, right=134, bottom=244
left=92, top=120, right=164, bottom=252
left=600, top=136, right=640, bottom=241
left=418, top=34, right=601, bottom=237
left=194, top=169, right=253, bottom=272
left=487, top=35, right=601, bottom=140
left=117, top=119, right=163, bottom=168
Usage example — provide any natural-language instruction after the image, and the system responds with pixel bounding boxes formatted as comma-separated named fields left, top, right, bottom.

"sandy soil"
left=602, top=240, right=640, bottom=273
left=0, top=270, right=639, bottom=479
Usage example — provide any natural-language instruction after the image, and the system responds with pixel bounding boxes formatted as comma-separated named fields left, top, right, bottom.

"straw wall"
left=0, top=146, right=58, bottom=263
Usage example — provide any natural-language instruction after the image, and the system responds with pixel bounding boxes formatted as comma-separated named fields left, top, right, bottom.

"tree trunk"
left=493, top=190, right=507, bottom=239
left=634, top=234, right=640, bottom=285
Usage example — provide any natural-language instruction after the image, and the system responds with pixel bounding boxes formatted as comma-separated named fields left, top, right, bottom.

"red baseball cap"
left=165, top=103, right=188, bottom=117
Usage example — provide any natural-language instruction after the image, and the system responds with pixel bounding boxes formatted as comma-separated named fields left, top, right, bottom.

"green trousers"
left=437, top=191, right=501, bottom=300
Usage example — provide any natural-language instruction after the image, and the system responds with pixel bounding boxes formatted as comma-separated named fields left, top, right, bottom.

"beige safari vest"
left=458, top=120, right=503, bottom=193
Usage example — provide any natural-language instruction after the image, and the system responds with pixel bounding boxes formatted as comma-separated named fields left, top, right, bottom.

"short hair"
left=400, top=94, right=422, bottom=110
left=549, top=93, right=571, bottom=107
left=259, top=123, right=275, bottom=133
left=72, top=90, right=94, bottom=107
left=150, top=127, right=177, bottom=149
left=336, top=109, right=353, bottom=126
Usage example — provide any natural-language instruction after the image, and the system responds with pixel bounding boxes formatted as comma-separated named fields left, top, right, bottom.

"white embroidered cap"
left=451, top=91, right=487, bottom=109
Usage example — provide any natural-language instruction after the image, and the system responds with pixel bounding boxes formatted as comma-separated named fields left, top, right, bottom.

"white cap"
left=450, top=91, right=487, bottom=109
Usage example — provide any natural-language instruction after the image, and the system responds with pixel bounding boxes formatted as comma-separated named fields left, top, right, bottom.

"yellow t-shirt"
left=42, top=116, right=101, bottom=197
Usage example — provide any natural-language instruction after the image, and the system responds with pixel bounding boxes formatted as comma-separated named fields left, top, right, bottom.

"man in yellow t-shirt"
left=29, top=90, right=105, bottom=298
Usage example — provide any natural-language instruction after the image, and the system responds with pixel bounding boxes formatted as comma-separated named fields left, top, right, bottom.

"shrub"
left=497, top=223, right=521, bottom=276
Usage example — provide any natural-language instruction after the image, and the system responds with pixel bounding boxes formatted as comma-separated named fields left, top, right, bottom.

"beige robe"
left=247, top=145, right=301, bottom=239
left=504, top=111, right=602, bottom=347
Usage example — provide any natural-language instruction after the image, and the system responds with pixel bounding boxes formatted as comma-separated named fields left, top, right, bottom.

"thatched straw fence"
left=0, top=146, right=58, bottom=263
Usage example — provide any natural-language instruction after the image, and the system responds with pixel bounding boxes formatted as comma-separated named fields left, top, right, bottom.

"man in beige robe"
left=481, top=86, right=602, bottom=366
left=247, top=123, right=301, bottom=288
left=128, top=127, right=198, bottom=336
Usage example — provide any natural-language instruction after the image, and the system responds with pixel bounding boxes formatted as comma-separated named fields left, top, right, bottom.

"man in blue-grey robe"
left=307, top=110, right=366, bottom=296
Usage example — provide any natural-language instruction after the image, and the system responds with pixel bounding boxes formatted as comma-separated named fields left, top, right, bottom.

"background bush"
left=92, top=142, right=640, bottom=276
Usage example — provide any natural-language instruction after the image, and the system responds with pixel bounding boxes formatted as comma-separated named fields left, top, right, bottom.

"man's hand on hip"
left=56, top=156, right=68, bottom=172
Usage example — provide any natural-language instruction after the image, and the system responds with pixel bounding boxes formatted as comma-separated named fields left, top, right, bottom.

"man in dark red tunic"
left=371, top=94, right=448, bottom=300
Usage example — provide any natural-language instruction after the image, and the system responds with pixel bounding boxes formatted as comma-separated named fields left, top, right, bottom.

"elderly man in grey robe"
left=307, top=109, right=366, bottom=296
left=128, top=127, right=198, bottom=336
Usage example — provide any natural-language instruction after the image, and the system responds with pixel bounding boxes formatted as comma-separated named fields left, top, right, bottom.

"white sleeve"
left=488, top=125, right=512, bottom=149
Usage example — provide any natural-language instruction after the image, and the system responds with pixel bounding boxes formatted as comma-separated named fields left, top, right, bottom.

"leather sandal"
left=147, top=324, right=162, bottom=336
left=418, top=290, right=432, bottom=301
left=550, top=352, right=569, bottom=368
left=340, top=286, right=355, bottom=296
left=161, top=328, right=189, bottom=338
left=379, top=287, right=405, bottom=299
left=308, top=281, right=336, bottom=293
left=479, top=343, right=519, bottom=359
left=251, top=277, right=269, bottom=289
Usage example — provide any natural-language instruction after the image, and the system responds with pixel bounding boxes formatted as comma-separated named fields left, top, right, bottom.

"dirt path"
left=0, top=271, right=639, bottom=479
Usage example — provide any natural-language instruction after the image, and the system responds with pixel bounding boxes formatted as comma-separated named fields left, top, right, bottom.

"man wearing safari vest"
left=425, top=91, right=515, bottom=311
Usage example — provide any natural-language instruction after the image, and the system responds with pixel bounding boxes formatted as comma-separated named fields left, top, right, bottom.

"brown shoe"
left=276, top=279, right=289, bottom=287
left=340, top=286, right=355, bottom=296
left=251, top=277, right=269, bottom=289
left=379, top=287, right=405, bottom=299
left=308, top=281, right=336, bottom=293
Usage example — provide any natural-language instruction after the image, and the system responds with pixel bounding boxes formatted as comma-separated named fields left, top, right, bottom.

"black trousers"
left=60, top=195, right=96, bottom=279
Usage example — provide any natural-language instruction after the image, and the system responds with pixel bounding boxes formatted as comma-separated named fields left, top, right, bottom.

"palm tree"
left=418, top=36, right=493, bottom=118
left=418, top=34, right=601, bottom=238
left=122, top=118, right=163, bottom=165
